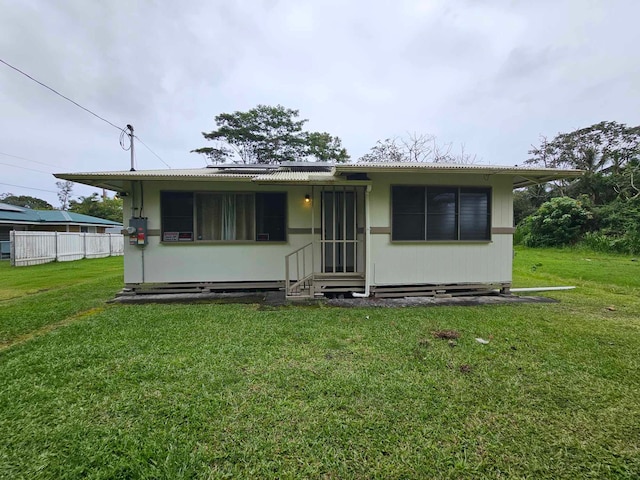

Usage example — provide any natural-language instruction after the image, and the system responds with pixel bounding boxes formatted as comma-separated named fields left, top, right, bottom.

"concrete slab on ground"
left=110, top=291, right=558, bottom=307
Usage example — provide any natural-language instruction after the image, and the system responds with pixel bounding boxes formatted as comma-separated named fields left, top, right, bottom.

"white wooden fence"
left=9, top=231, right=124, bottom=267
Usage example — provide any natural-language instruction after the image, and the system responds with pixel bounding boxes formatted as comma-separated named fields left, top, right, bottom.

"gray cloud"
left=1, top=0, right=639, bottom=205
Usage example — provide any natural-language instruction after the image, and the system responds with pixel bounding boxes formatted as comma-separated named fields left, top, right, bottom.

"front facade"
left=56, top=163, right=581, bottom=298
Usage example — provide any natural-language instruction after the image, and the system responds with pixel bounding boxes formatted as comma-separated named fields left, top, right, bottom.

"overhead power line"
left=0, top=181, right=58, bottom=194
left=1, top=57, right=122, bottom=131
left=0, top=151, right=59, bottom=169
left=0, top=57, right=172, bottom=169
left=135, top=135, right=172, bottom=169
left=0, top=161, right=52, bottom=175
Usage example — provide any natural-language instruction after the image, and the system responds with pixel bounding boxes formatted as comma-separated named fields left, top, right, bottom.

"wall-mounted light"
left=304, top=194, right=311, bottom=203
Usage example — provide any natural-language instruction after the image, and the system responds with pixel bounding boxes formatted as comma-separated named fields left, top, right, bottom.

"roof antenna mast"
left=127, top=124, right=135, bottom=171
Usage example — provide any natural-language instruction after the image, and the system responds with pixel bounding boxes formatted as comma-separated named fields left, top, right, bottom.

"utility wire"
left=1, top=57, right=172, bottom=170
left=0, top=151, right=59, bottom=169
left=0, top=161, right=52, bottom=175
left=0, top=181, right=58, bottom=194
left=1, top=57, right=123, bottom=131
left=134, top=135, right=172, bottom=169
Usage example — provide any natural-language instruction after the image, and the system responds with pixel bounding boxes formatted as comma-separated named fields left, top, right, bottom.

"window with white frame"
left=391, top=186, right=491, bottom=241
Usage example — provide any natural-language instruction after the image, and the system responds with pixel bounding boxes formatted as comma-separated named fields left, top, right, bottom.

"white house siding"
left=122, top=174, right=514, bottom=286
left=123, top=181, right=319, bottom=284
left=366, top=172, right=513, bottom=286
left=370, top=235, right=512, bottom=285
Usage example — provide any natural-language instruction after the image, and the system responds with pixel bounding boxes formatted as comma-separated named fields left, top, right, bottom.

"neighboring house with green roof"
left=0, top=202, right=122, bottom=241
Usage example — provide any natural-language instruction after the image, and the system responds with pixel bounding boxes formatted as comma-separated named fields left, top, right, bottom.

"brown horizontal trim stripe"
left=491, top=227, right=516, bottom=235
left=153, top=227, right=510, bottom=237
left=287, top=227, right=321, bottom=235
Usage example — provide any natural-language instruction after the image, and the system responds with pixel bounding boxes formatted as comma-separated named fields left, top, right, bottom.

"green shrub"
left=522, top=197, right=592, bottom=247
left=593, top=197, right=640, bottom=236
left=576, top=198, right=640, bottom=254
left=513, top=225, right=526, bottom=245
left=580, top=232, right=615, bottom=252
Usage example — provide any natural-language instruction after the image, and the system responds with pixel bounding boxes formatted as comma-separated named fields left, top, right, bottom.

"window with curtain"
left=161, top=191, right=286, bottom=242
left=392, top=186, right=491, bottom=241
left=197, top=193, right=255, bottom=241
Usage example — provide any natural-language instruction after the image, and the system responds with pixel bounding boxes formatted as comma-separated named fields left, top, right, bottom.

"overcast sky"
left=1, top=0, right=639, bottom=207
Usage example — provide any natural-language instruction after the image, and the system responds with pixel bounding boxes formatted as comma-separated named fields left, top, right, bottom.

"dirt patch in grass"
left=432, top=329, right=461, bottom=340
left=459, top=364, right=473, bottom=374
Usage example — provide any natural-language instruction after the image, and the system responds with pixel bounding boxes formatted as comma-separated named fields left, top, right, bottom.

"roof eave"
left=54, top=172, right=256, bottom=193
left=56, top=165, right=584, bottom=191
left=512, top=172, right=584, bottom=188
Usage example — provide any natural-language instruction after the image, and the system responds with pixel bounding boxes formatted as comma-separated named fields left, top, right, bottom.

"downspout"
left=138, top=181, right=145, bottom=284
left=353, top=184, right=372, bottom=298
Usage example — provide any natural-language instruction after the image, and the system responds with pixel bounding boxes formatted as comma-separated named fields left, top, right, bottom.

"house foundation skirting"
left=370, top=282, right=511, bottom=298
left=120, top=280, right=286, bottom=296
left=119, top=280, right=511, bottom=298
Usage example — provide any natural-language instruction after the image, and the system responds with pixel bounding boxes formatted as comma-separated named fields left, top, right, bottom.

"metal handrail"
left=285, top=242, right=314, bottom=297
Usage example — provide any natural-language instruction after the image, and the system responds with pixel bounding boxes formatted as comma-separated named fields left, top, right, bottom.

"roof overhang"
left=334, top=163, right=583, bottom=188
left=54, top=169, right=258, bottom=192
left=55, top=162, right=583, bottom=191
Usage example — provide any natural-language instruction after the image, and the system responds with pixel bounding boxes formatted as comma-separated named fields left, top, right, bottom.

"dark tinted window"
left=392, top=186, right=491, bottom=241
left=426, top=188, right=457, bottom=240
left=161, top=192, right=194, bottom=240
left=460, top=189, right=490, bottom=240
left=256, top=193, right=287, bottom=241
left=392, top=186, right=425, bottom=240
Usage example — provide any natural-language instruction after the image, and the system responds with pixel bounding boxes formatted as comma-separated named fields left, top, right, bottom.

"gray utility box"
left=128, top=217, right=148, bottom=246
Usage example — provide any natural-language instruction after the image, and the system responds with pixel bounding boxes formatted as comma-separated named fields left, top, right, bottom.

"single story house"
left=0, top=202, right=122, bottom=236
left=55, top=162, right=581, bottom=298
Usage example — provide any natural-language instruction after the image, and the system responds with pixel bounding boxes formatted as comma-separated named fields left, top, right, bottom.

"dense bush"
left=520, top=197, right=592, bottom=247
left=580, top=197, right=640, bottom=254
left=516, top=196, right=640, bottom=254
left=579, top=231, right=640, bottom=255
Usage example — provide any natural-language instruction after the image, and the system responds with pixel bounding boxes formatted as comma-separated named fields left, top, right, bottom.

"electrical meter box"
left=128, top=217, right=148, bottom=246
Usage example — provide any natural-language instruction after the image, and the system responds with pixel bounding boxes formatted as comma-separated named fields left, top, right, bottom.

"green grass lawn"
left=0, top=250, right=639, bottom=479
left=0, top=257, right=123, bottom=346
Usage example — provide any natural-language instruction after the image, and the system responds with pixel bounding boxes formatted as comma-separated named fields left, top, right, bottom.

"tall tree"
left=68, top=193, right=123, bottom=223
left=515, top=122, right=640, bottom=254
left=358, top=138, right=406, bottom=163
left=193, top=105, right=349, bottom=164
left=56, top=181, right=73, bottom=211
left=0, top=193, right=54, bottom=210
left=527, top=121, right=640, bottom=203
left=305, top=132, right=349, bottom=163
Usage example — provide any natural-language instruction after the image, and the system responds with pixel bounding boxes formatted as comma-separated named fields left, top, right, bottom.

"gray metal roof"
left=335, top=162, right=579, bottom=174
left=0, top=202, right=121, bottom=226
left=253, top=171, right=337, bottom=182
left=55, top=161, right=583, bottom=191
